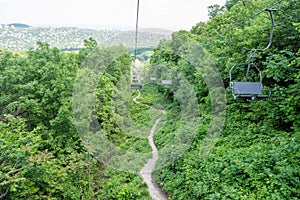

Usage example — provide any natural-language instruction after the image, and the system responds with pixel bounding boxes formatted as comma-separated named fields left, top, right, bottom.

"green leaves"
left=0, top=41, right=151, bottom=199
left=147, top=0, right=300, bottom=199
left=264, top=49, right=297, bottom=83
left=0, top=0, right=299, bottom=197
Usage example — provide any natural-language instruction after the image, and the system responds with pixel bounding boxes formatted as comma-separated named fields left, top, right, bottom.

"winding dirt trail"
left=133, top=90, right=167, bottom=200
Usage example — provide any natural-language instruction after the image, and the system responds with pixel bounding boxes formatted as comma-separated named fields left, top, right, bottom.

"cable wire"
left=134, top=0, right=140, bottom=65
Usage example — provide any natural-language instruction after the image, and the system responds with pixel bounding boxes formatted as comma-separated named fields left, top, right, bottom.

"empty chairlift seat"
left=130, top=84, right=143, bottom=90
left=229, top=8, right=276, bottom=101
left=231, top=82, right=269, bottom=100
left=161, top=80, right=172, bottom=85
left=229, top=65, right=270, bottom=100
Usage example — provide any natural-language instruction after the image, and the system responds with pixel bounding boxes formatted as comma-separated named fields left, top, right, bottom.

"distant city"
left=0, top=23, right=172, bottom=51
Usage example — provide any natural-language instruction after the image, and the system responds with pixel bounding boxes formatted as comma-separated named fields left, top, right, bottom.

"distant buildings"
left=0, top=26, right=171, bottom=51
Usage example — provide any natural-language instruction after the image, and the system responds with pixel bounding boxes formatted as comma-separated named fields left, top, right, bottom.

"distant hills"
left=7, top=23, right=31, bottom=28
left=0, top=25, right=172, bottom=51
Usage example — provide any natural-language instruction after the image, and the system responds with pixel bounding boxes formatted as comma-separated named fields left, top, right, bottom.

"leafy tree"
left=208, top=4, right=225, bottom=19
left=0, top=40, right=151, bottom=199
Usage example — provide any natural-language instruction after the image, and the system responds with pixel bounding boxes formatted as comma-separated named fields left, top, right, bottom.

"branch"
left=0, top=187, right=9, bottom=199
left=7, top=165, right=29, bottom=176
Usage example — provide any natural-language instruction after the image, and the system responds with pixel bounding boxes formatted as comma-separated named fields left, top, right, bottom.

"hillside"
left=4, top=23, right=31, bottom=28
left=0, top=26, right=172, bottom=51
left=0, top=0, right=299, bottom=199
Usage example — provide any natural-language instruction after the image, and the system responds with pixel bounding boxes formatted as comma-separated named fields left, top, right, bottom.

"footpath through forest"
left=133, top=90, right=168, bottom=200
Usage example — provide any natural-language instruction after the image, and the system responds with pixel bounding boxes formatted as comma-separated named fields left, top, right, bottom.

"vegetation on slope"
left=0, top=39, right=153, bottom=199
left=146, top=0, right=300, bottom=199
left=0, top=0, right=299, bottom=199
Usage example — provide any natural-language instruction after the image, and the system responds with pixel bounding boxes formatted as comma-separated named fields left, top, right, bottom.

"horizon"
left=0, top=0, right=226, bottom=31
left=1, top=22, right=175, bottom=32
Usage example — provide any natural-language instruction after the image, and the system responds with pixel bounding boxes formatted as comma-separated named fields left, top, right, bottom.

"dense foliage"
left=0, top=0, right=299, bottom=199
left=146, top=0, right=300, bottom=199
left=0, top=40, right=151, bottom=199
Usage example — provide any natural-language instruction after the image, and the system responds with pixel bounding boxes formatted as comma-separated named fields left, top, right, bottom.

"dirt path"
left=133, top=90, right=168, bottom=200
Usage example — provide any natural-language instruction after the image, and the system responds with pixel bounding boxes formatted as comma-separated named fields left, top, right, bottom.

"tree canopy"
left=0, top=0, right=299, bottom=199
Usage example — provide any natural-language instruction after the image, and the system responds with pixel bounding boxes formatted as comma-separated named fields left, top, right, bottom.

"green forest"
left=0, top=0, right=299, bottom=199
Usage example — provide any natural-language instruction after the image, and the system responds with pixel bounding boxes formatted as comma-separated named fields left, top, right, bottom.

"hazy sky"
left=0, top=0, right=226, bottom=30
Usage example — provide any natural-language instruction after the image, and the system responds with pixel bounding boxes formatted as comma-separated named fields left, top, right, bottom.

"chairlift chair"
left=229, top=64, right=270, bottom=100
left=229, top=8, right=275, bottom=101
left=130, top=84, right=143, bottom=90
left=162, top=80, right=172, bottom=85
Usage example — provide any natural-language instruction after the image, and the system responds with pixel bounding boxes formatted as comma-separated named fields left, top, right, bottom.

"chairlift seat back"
left=130, top=84, right=143, bottom=90
left=232, top=82, right=262, bottom=95
left=162, top=80, right=172, bottom=85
